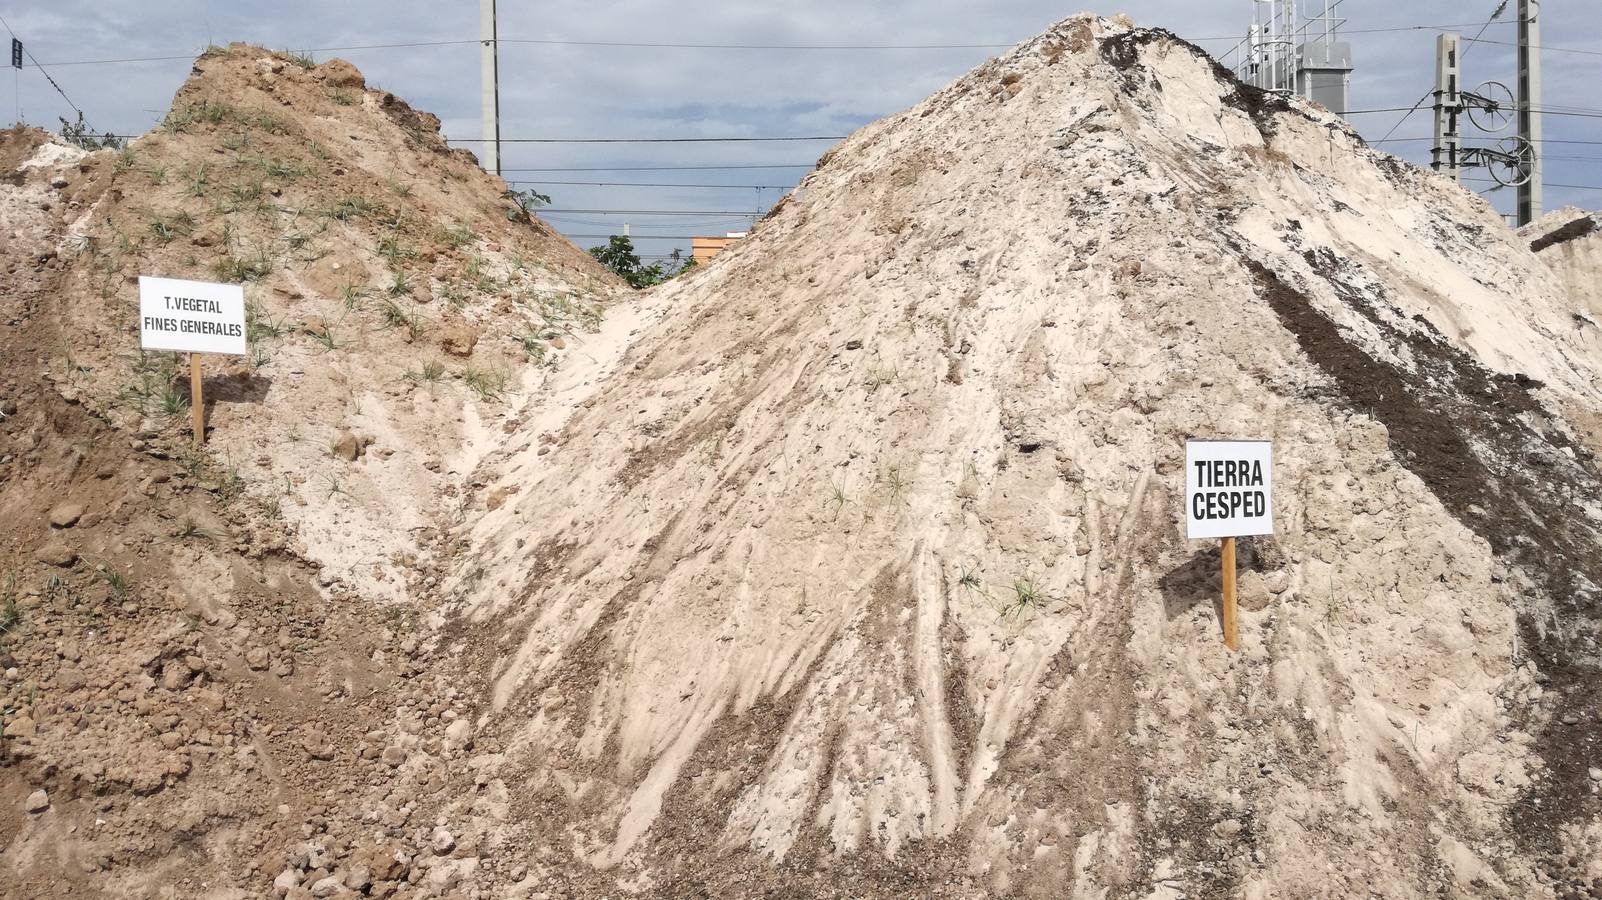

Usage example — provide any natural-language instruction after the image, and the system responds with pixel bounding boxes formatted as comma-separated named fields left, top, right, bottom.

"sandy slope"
left=445, top=15, right=1602, bottom=898
left=1524, top=206, right=1602, bottom=318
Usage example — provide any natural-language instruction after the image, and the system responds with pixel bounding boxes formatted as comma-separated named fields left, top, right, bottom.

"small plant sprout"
left=880, top=465, right=912, bottom=506
left=160, top=383, right=191, bottom=417
left=175, top=517, right=216, bottom=540
left=956, top=563, right=983, bottom=594
left=1001, top=574, right=1050, bottom=620
left=405, top=360, right=446, bottom=385
left=100, top=565, right=131, bottom=598
left=0, top=572, right=20, bottom=637
left=823, top=477, right=852, bottom=521
left=460, top=366, right=508, bottom=401
left=865, top=361, right=900, bottom=393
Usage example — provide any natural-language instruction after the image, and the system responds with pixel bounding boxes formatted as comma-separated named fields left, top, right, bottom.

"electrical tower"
left=1235, top=0, right=1354, bottom=116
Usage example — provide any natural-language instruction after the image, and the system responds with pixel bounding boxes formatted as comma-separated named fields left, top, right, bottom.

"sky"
left=2, top=1, right=1598, bottom=263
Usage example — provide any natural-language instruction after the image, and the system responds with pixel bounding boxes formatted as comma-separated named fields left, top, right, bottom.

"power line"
left=1374, top=3, right=1509, bottom=143
left=541, top=209, right=762, bottom=215
left=1465, top=36, right=1602, bottom=58
left=563, top=233, right=715, bottom=240
left=503, top=164, right=815, bottom=172
left=1370, top=137, right=1602, bottom=146
left=453, top=135, right=843, bottom=143
left=1464, top=176, right=1602, bottom=191
left=24, top=21, right=1552, bottom=68
left=513, top=180, right=796, bottom=188
left=0, top=12, right=83, bottom=116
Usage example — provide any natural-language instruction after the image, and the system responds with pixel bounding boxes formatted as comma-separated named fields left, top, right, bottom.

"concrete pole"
left=1517, top=0, right=1542, bottom=225
left=1432, top=33, right=1462, bottom=183
left=480, top=0, right=501, bottom=177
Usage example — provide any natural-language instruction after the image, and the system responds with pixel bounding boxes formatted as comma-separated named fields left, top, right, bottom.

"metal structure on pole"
left=1516, top=0, right=1542, bottom=225
left=1431, top=31, right=1531, bottom=192
left=1233, top=0, right=1353, bottom=116
left=479, top=0, right=501, bottom=177
left=1433, top=33, right=1463, bottom=181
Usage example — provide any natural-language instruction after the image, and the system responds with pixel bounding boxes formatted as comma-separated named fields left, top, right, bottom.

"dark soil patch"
left=1099, top=28, right=1295, bottom=137
left=1530, top=215, right=1598, bottom=253
left=1246, top=250, right=1602, bottom=868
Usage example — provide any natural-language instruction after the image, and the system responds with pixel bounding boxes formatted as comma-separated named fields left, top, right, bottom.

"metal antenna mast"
left=1516, top=0, right=1542, bottom=225
left=480, top=0, right=502, bottom=177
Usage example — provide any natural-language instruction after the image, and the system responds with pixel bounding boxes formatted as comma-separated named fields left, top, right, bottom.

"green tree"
left=589, top=235, right=666, bottom=288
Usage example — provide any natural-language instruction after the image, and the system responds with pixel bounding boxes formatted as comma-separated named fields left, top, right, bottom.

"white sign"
left=138, top=276, right=247, bottom=356
left=1185, top=439, right=1274, bottom=539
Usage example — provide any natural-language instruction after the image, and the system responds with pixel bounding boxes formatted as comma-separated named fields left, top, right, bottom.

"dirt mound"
left=13, top=44, right=622, bottom=604
left=0, top=45, right=621, bottom=900
left=444, top=14, right=1602, bottom=897
left=1523, top=207, right=1602, bottom=318
left=9, top=17, right=1602, bottom=900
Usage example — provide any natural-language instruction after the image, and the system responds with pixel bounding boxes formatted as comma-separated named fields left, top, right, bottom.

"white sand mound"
left=442, top=15, right=1602, bottom=896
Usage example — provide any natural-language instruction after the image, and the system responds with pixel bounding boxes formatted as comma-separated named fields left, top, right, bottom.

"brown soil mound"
left=0, top=45, right=620, bottom=900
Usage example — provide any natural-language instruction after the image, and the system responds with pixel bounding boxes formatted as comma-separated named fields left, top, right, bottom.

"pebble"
left=25, top=789, right=49, bottom=813
left=34, top=541, right=77, bottom=567
left=48, top=503, right=85, bottom=528
left=430, top=827, right=455, bottom=855
left=246, top=648, right=271, bottom=671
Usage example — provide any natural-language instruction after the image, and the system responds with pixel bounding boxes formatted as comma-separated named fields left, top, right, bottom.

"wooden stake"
left=1222, top=536, right=1239, bottom=651
left=189, top=352, right=204, bottom=447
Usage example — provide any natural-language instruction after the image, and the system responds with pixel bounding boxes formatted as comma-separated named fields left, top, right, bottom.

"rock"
left=319, top=58, right=365, bottom=89
left=160, top=662, right=194, bottom=691
left=844, top=339, right=863, bottom=350
left=358, top=843, right=407, bottom=881
left=548, top=336, right=566, bottom=350
left=48, top=503, right=84, bottom=528
left=381, top=746, right=406, bottom=767
left=439, top=325, right=479, bottom=358
left=344, top=864, right=372, bottom=891
left=430, top=827, right=455, bottom=855
left=273, top=868, right=302, bottom=895
left=24, top=789, right=49, bottom=813
left=443, top=719, right=472, bottom=748
left=330, top=431, right=361, bottom=462
left=303, top=731, right=335, bottom=761
left=34, top=541, right=77, bottom=566
left=246, top=647, right=271, bottom=670
left=1212, top=818, right=1242, bottom=838
left=1589, top=767, right=1602, bottom=782
left=194, top=688, right=227, bottom=712
left=308, top=875, right=342, bottom=898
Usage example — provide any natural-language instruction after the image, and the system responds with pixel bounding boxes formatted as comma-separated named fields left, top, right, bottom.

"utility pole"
left=479, top=0, right=501, bottom=177
left=1516, top=0, right=1542, bottom=225
left=1432, top=33, right=1463, bottom=183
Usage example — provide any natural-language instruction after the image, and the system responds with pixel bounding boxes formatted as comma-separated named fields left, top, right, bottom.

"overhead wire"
left=0, top=12, right=84, bottom=117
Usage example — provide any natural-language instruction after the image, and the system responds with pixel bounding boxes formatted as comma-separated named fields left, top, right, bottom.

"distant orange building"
left=691, top=232, right=747, bottom=265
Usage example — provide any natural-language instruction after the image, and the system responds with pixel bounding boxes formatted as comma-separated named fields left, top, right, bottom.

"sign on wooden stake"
left=1185, top=439, right=1274, bottom=651
left=138, top=276, right=248, bottom=446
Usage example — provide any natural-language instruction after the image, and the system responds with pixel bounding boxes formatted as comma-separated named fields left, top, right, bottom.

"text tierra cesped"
left=1192, top=458, right=1267, bottom=520
left=142, top=295, right=243, bottom=338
